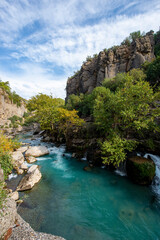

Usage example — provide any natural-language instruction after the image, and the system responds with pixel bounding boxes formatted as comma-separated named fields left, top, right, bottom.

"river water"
left=13, top=138, right=160, bottom=240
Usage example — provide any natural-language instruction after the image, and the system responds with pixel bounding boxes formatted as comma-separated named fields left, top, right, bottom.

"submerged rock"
left=126, top=156, right=156, bottom=185
left=83, top=166, right=92, bottom=172
left=25, top=146, right=49, bottom=157
left=17, top=165, right=42, bottom=191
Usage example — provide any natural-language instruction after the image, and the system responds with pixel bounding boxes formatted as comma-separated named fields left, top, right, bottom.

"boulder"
left=11, top=151, right=24, bottom=168
left=17, top=168, right=24, bottom=175
left=0, top=198, right=17, bottom=239
left=17, top=146, right=29, bottom=153
left=27, top=165, right=39, bottom=173
left=26, top=156, right=37, bottom=163
left=20, top=163, right=28, bottom=170
left=126, top=156, right=156, bottom=185
left=17, top=165, right=42, bottom=191
left=9, top=191, right=19, bottom=201
left=25, top=146, right=49, bottom=157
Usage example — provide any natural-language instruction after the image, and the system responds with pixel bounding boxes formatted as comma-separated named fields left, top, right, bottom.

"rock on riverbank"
left=9, top=214, right=65, bottom=240
left=25, top=146, right=49, bottom=157
left=17, top=165, right=42, bottom=191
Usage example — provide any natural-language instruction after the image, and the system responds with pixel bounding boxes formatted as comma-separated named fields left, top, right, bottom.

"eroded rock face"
left=25, top=146, right=49, bottom=157
left=126, top=156, right=156, bottom=185
left=0, top=88, right=26, bottom=127
left=66, top=31, right=155, bottom=99
left=0, top=198, right=17, bottom=238
left=17, top=165, right=42, bottom=191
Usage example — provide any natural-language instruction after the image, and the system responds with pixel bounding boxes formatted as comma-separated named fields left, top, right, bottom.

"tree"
left=93, top=70, right=160, bottom=166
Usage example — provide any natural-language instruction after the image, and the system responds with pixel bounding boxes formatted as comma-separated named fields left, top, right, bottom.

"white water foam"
left=115, top=169, right=127, bottom=177
left=8, top=173, right=18, bottom=181
left=144, top=153, right=160, bottom=197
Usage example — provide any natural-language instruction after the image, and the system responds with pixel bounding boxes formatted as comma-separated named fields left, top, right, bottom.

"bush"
left=0, top=181, right=7, bottom=209
left=0, top=132, right=21, bottom=179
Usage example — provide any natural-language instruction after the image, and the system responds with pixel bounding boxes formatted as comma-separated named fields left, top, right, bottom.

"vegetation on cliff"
left=66, top=68, right=160, bottom=166
left=0, top=80, right=24, bottom=107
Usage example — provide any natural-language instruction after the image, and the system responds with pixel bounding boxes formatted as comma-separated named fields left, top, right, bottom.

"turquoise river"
left=10, top=138, right=160, bottom=240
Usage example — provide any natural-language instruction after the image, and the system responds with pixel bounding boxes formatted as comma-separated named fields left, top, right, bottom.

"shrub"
left=0, top=181, right=7, bottom=209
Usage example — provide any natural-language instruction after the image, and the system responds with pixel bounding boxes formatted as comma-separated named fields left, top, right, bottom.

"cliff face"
left=0, top=89, right=26, bottom=126
left=66, top=31, right=155, bottom=99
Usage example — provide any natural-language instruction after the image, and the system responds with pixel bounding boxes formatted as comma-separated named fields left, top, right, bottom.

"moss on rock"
left=126, top=156, right=155, bottom=185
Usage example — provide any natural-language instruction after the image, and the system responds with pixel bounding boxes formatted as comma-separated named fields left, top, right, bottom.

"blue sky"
left=0, top=0, right=160, bottom=99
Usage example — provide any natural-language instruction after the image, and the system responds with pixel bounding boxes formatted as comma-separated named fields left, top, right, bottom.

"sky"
left=0, top=0, right=160, bottom=99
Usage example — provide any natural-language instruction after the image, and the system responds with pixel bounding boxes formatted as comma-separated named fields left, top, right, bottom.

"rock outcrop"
left=25, top=145, right=49, bottom=157
left=9, top=214, right=66, bottom=240
left=126, top=156, right=156, bottom=185
left=66, top=31, right=155, bottom=99
left=0, top=198, right=17, bottom=238
left=0, top=88, right=26, bottom=127
left=17, top=165, right=42, bottom=191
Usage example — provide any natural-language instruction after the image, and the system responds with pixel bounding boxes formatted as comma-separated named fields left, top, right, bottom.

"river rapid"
left=9, top=136, right=160, bottom=240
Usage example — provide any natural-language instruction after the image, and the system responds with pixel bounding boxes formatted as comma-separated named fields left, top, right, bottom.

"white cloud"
left=0, top=0, right=160, bottom=99
left=0, top=63, right=67, bottom=99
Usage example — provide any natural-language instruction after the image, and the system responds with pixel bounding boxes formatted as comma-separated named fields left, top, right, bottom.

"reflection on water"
left=17, top=143, right=160, bottom=240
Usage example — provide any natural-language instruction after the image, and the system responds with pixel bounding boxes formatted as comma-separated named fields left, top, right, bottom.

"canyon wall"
left=66, top=31, right=155, bottom=99
left=0, top=88, right=26, bottom=126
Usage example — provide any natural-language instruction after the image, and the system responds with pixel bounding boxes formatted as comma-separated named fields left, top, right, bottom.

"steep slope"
left=0, top=88, right=26, bottom=127
left=66, top=31, right=155, bottom=99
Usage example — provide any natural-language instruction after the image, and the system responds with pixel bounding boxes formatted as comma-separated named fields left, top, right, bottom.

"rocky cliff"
left=66, top=31, right=155, bottom=99
left=0, top=88, right=26, bottom=127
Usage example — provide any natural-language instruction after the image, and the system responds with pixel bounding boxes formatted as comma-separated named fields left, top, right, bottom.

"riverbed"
left=10, top=137, right=160, bottom=240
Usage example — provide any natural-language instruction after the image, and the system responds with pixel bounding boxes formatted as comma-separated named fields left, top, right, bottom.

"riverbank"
left=9, top=214, right=65, bottom=240
left=0, top=131, right=66, bottom=240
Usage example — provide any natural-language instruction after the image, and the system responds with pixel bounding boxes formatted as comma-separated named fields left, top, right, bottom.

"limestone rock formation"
left=20, top=163, right=28, bottom=170
left=66, top=31, right=155, bottom=99
left=9, top=191, right=19, bottom=201
left=17, top=146, right=29, bottom=153
left=0, top=88, right=26, bottom=127
left=11, top=151, right=25, bottom=168
left=17, top=165, right=42, bottom=191
left=25, top=145, right=49, bottom=157
left=26, top=156, right=37, bottom=163
left=0, top=198, right=17, bottom=238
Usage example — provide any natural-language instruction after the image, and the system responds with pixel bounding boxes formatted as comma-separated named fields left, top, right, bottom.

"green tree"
left=94, top=70, right=160, bottom=166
